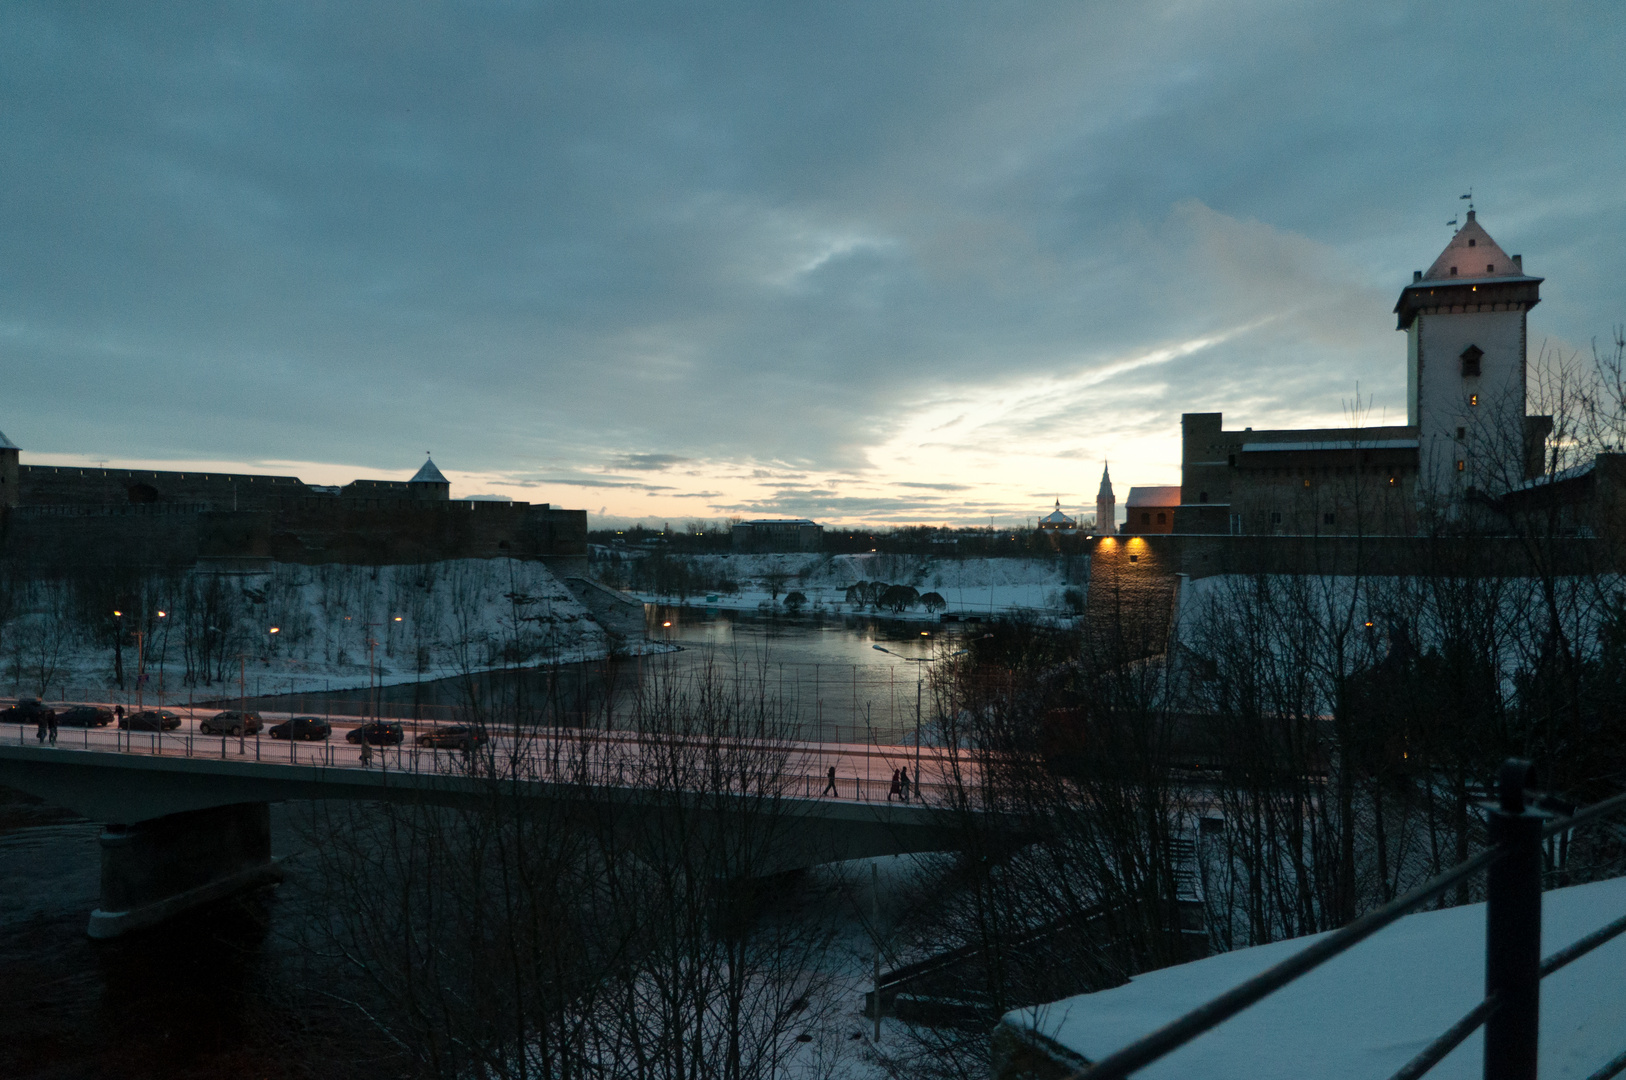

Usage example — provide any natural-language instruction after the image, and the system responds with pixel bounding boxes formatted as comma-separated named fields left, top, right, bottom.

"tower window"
left=1450, top=266, right=1458, bottom=275
left=1470, top=394, right=1479, bottom=406
left=1487, top=264, right=1495, bottom=273
left=1199, top=491, right=1208, bottom=503
left=1457, top=460, right=1466, bottom=472
left=1140, top=512, right=1150, bottom=525
left=1460, top=344, right=1483, bottom=377
left=1457, top=426, right=1466, bottom=440
left=1271, top=511, right=1282, bottom=524
left=1323, top=512, right=1336, bottom=525
left=1156, top=512, right=1165, bottom=524
left=1128, top=554, right=1138, bottom=563
left=1468, top=238, right=1476, bottom=247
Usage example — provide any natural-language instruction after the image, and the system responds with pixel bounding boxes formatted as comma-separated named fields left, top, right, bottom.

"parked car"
left=269, top=716, right=332, bottom=741
left=57, top=705, right=114, bottom=727
left=1, top=698, right=56, bottom=724
left=120, top=709, right=182, bottom=731
left=200, top=710, right=263, bottom=736
left=415, top=724, right=488, bottom=750
left=345, top=720, right=404, bottom=746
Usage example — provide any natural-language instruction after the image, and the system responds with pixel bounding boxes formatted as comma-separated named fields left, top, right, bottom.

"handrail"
left=1061, top=764, right=1626, bottom=1080
left=1066, top=847, right=1501, bottom=1080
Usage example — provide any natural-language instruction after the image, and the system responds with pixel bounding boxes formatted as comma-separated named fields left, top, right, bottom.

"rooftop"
left=409, top=457, right=448, bottom=484
left=1125, top=485, right=1182, bottom=507
left=0, top=429, right=18, bottom=451
left=1423, top=210, right=1521, bottom=282
left=1001, top=875, right=1626, bottom=1079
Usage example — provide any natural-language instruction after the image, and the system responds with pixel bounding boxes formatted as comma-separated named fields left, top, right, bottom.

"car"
left=269, top=716, right=332, bottom=741
left=120, top=709, right=182, bottom=731
left=200, top=710, right=263, bottom=736
left=345, top=720, right=404, bottom=746
left=57, top=705, right=113, bottom=727
left=1, top=698, right=56, bottom=724
left=415, top=724, right=488, bottom=750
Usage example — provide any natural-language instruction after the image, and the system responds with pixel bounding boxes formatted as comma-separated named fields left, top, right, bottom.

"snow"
left=1001, top=876, right=1626, bottom=1079
left=618, top=553, right=1084, bottom=619
left=2, top=558, right=673, bottom=699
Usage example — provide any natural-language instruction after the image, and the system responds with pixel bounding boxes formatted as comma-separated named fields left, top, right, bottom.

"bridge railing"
left=1060, top=759, right=1626, bottom=1080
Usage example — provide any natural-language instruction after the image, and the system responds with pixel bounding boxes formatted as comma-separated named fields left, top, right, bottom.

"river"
left=0, top=607, right=973, bottom=1078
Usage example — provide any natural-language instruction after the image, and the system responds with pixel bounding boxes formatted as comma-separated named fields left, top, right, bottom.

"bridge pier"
left=88, top=802, right=282, bottom=939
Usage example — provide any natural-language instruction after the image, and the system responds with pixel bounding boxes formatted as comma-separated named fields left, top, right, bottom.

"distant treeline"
left=589, top=521, right=1094, bottom=557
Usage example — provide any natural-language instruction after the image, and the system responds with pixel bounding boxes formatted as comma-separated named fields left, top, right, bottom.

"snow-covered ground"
left=2, top=558, right=669, bottom=700
left=610, top=552, right=1086, bottom=619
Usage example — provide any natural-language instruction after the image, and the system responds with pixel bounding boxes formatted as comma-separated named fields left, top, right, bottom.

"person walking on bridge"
left=47, top=710, right=57, bottom=746
left=899, top=766, right=910, bottom=803
left=822, top=765, right=839, bottom=797
left=888, top=768, right=901, bottom=802
left=35, top=712, right=47, bottom=743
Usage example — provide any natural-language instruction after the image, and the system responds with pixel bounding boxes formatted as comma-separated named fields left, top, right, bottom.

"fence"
left=1068, top=759, right=1626, bottom=1080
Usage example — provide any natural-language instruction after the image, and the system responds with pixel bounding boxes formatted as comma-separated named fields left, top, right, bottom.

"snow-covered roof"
left=0, top=429, right=18, bottom=451
left=1423, top=210, right=1524, bottom=282
left=1125, top=485, right=1181, bottom=507
left=1240, top=438, right=1419, bottom=454
left=409, top=458, right=448, bottom=484
left=1511, top=460, right=1595, bottom=493
left=1002, top=875, right=1626, bottom=1080
left=1039, top=500, right=1075, bottom=525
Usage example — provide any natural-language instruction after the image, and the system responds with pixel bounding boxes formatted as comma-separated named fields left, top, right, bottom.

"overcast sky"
left=4, top=2, right=1622, bottom=526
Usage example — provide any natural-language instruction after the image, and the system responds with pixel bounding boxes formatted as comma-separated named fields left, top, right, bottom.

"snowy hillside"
left=2, top=558, right=638, bottom=699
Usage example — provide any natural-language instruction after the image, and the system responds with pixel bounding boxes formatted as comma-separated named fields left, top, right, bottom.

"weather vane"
left=1448, top=188, right=1473, bottom=231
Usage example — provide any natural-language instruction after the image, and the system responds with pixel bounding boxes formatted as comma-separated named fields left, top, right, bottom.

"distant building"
left=407, top=456, right=451, bottom=500
left=1037, top=499, right=1077, bottom=532
left=1123, top=486, right=1181, bottom=534
left=731, top=518, right=823, bottom=552
left=1095, top=462, right=1115, bottom=534
left=0, top=428, right=18, bottom=510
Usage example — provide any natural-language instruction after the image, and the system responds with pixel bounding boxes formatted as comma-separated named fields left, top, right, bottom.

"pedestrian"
left=114, top=705, right=124, bottom=725
left=359, top=738, right=373, bottom=767
left=899, top=766, right=910, bottom=803
left=47, top=711, right=58, bottom=746
left=35, top=712, right=47, bottom=743
left=822, top=765, right=839, bottom=796
left=888, top=768, right=901, bottom=802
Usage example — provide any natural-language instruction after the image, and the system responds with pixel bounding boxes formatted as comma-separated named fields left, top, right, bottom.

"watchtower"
left=1395, top=210, right=1543, bottom=497
left=408, top=456, right=451, bottom=501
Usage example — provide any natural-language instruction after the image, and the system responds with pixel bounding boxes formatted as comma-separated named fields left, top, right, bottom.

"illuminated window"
left=1388, top=475, right=1397, bottom=486
left=1456, top=460, right=1466, bottom=472
left=1303, top=479, right=1311, bottom=488
left=1470, top=394, right=1479, bottom=406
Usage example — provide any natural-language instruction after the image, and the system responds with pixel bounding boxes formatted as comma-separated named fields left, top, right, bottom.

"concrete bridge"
left=0, top=718, right=968, bottom=939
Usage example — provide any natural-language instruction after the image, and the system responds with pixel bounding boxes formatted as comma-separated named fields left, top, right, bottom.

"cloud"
left=2, top=2, right=1621, bottom=524
left=605, top=453, right=691, bottom=471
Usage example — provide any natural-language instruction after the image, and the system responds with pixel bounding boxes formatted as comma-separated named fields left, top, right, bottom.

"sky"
left=3, top=2, right=1624, bottom=528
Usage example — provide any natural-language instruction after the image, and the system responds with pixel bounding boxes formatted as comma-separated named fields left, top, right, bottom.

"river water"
left=0, top=608, right=968, bottom=1078
left=227, top=605, right=973, bottom=745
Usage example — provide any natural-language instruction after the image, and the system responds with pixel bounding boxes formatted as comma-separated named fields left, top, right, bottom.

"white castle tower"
left=1395, top=209, right=1543, bottom=497
left=1095, top=462, right=1115, bottom=534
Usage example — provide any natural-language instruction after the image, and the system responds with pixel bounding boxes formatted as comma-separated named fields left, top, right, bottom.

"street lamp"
left=872, top=639, right=971, bottom=798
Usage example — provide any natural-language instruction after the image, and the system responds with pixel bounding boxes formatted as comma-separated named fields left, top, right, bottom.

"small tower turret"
left=1095, top=462, right=1115, bottom=534
left=408, top=456, right=450, bottom=501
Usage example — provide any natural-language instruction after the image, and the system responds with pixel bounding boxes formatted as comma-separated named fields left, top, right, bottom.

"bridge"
left=0, top=706, right=970, bottom=939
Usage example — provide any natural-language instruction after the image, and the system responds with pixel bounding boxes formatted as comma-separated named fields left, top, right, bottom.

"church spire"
left=1095, top=461, right=1115, bottom=535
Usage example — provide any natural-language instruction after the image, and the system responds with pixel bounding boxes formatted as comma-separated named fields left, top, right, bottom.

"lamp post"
left=871, top=635, right=971, bottom=801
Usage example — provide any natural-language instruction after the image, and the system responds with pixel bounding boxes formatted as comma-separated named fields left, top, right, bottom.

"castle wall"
left=19, top=465, right=307, bottom=511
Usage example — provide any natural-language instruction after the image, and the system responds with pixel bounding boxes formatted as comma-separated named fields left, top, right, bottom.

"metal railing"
left=1069, top=759, right=1626, bottom=1080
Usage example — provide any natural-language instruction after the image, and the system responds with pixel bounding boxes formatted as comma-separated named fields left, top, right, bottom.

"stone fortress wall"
left=0, top=456, right=587, bottom=573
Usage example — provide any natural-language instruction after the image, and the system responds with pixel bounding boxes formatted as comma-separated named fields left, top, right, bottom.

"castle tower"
left=1095, top=462, right=1115, bottom=534
left=408, top=456, right=451, bottom=501
left=0, top=428, right=18, bottom=509
left=1395, top=210, right=1542, bottom=497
